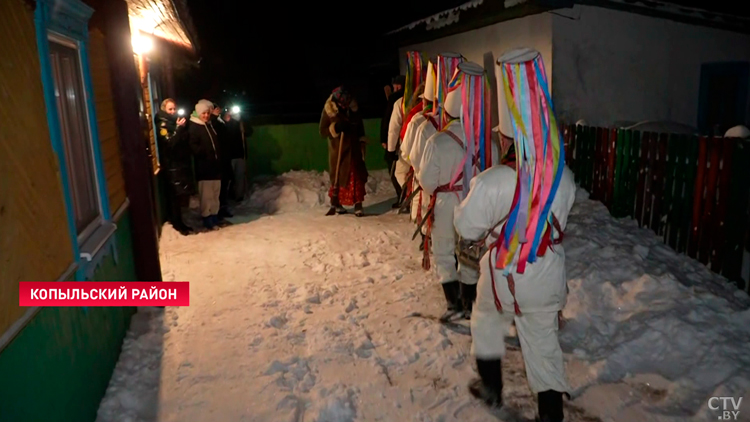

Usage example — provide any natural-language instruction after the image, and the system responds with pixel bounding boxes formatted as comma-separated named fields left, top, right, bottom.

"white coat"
left=417, top=120, right=466, bottom=283
left=454, top=164, right=576, bottom=394
left=387, top=98, right=410, bottom=186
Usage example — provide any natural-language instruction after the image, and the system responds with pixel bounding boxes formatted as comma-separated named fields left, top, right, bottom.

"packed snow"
left=96, top=168, right=750, bottom=422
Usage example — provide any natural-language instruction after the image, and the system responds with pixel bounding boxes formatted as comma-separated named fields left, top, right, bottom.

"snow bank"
left=237, top=169, right=392, bottom=214
left=561, top=189, right=750, bottom=417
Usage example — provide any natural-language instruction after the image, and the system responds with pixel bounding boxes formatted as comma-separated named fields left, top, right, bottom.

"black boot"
left=354, top=203, right=364, bottom=217
left=537, top=390, right=564, bottom=422
left=202, top=216, right=217, bottom=230
left=218, top=207, right=233, bottom=218
left=439, top=281, right=463, bottom=322
left=468, top=358, right=503, bottom=408
left=460, top=283, right=477, bottom=320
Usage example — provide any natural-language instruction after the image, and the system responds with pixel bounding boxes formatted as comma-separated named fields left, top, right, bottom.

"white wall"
left=552, top=5, right=750, bottom=127
left=400, top=13, right=553, bottom=128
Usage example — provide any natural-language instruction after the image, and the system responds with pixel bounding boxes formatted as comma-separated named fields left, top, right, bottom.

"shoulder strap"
left=444, top=129, right=464, bottom=149
left=427, top=116, right=439, bottom=130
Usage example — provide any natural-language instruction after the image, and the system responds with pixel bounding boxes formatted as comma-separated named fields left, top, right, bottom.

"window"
left=48, top=36, right=102, bottom=240
left=35, top=0, right=117, bottom=279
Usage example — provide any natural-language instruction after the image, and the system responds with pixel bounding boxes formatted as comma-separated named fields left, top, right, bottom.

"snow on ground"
left=97, top=169, right=750, bottom=422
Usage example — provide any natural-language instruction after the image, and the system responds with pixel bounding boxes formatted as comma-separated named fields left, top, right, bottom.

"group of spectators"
left=155, top=98, right=248, bottom=233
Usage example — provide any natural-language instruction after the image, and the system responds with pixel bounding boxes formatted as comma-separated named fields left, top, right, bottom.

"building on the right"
left=387, top=0, right=750, bottom=136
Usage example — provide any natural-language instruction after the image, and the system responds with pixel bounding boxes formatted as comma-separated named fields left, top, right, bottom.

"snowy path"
left=97, top=171, right=750, bottom=422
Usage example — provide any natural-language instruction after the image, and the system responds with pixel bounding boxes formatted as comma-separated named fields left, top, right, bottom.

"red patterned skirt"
left=329, top=167, right=366, bottom=206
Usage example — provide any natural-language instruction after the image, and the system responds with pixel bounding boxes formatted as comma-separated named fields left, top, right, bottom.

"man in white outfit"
left=454, top=48, right=576, bottom=422
left=400, top=61, right=437, bottom=223
left=418, top=61, right=488, bottom=321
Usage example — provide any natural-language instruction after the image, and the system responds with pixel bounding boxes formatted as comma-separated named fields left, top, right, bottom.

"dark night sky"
left=181, top=0, right=747, bottom=120
left=182, top=0, right=469, bottom=119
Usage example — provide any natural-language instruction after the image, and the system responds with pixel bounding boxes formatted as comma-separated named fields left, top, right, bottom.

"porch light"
left=132, top=33, right=153, bottom=55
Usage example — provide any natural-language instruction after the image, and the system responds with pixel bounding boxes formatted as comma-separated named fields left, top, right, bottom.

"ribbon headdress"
left=434, top=52, right=463, bottom=130
left=493, top=48, right=565, bottom=275
left=403, top=51, right=426, bottom=116
left=443, top=61, right=492, bottom=196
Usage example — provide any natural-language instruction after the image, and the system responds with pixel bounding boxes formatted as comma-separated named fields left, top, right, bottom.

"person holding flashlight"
left=156, top=98, right=194, bottom=235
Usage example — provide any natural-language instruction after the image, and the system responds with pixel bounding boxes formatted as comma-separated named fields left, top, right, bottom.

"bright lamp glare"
left=177, top=109, right=185, bottom=116
left=132, top=34, right=153, bottom=55
left=231, top=105, right=240, bottom=114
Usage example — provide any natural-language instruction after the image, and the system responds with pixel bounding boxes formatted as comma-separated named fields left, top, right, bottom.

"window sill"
left=79, top=220, right=117, bottom=262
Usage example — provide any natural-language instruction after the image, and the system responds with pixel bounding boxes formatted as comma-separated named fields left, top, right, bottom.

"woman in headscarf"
left=319, top=86, right=369, bottom=217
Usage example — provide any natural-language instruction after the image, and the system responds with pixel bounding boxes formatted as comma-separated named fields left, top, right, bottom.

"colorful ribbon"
left=494, top=53, right=565, bottom=276
left=404, top=51, right=426, bottom=116
left=444, top=64, right=492, bottom=198
left=435, top=54, right=463, bottom=130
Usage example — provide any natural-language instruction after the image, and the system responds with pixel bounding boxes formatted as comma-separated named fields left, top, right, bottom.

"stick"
left=333, top=129, right=345, bottom=192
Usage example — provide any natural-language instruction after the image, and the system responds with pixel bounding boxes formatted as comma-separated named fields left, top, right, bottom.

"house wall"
left=0, top=211, right=138, bottom=422
left=551, top=5, right=750, bottom=127
left=88, top=28, right=127, bottom=212
left=0, top=0, right=76, bottom=336
left=399, top=13, right=554, bottom=127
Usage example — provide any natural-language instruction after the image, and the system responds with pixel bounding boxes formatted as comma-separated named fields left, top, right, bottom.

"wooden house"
left=0, top=0, right=197, bottom=420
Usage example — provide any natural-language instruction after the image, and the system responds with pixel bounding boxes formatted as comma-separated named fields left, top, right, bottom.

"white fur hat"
left=195, top=100, right=212, bottom=115
left=443, top=62, right=484, bottom=118
left=424, top=61, right=436, bottom=102
left=496, top=48, right=542, bottom=139
left=725, top=125, right=750, bottom=138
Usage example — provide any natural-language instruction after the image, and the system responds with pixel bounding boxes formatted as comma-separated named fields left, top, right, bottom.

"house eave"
left=579, top=0, right=750, bottom=34
left=389, top=0, right=571, bottom=47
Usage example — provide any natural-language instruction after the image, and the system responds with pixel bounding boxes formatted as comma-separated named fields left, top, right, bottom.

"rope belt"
left=488, top=214, right=564, bottom=316
left=421, top=182, right=463, bottom=270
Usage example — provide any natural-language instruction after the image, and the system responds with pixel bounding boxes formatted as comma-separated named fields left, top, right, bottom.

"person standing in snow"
left=400, top=61, right=436, bottom=227
left=189, top=100, right=223, bottom=230
left=382, top=75, right=405, bottom=207
left=223, top=108, right=247, bottom=200
left=211, top=103, right=234, bottom=222
left=454, top=48, right=576, bottom=422
left=319, top=86, right=369, bottom=217
left=156, top=98, right=194, bottom=236
left=416, top=71, right=472, bottom=322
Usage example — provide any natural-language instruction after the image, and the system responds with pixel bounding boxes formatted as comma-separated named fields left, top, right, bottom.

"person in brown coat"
left=319, top=86, right=369, bottom=217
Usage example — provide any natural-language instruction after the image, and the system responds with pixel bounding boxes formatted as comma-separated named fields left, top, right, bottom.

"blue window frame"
left=35, top=0, right=117, bottom=280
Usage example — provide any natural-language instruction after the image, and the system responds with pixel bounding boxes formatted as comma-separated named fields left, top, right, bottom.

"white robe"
left=453, top=164, right=576, bottom=394
left=399, top=113, right=429, bottom=223
left=387, top=98, right=410, bottom=186
left=417, top=121, right=466, bottom=284
left=410, top=117, right=439, bottom=226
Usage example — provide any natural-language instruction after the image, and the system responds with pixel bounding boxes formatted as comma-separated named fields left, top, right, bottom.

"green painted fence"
left=246, top=118, right=387, bottom=177
left=564, top=125, right=750, bottom=291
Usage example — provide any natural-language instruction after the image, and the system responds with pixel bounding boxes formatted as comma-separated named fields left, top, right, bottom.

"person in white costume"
left=417, top=61, right=488, bottom=321
left=387, top=95, right=407, bottom=190
left=399, top=61, right=437, bottom=223
left=453, top=48, right=576, bottom=422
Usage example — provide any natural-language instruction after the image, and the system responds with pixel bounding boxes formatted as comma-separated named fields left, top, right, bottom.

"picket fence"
left=562, top=124, right=750, bottom=290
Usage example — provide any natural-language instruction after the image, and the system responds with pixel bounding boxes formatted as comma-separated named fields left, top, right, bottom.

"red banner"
left=18, top=282, right=189, bottom=307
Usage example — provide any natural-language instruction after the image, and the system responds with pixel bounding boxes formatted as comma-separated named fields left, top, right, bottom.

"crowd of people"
left=156, top=98, right=247, bottom=233
left=316, top=48, right=575, bottom=422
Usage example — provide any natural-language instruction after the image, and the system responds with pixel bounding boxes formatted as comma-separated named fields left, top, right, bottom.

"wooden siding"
left=0, top=0, right=75, bottom=336
left=87, top=29, right=127, bottom=211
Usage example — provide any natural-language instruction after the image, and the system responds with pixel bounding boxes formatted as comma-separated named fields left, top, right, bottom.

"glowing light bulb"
left=231, top=105, right=240, bottom=114
left=132, top=33, right=153, bottom=55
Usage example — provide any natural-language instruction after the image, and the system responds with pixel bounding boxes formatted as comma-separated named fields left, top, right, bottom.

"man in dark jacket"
left=156, top=98, right=193, bottom=235
left=222, top=108, right=247, bottom=200
left=211, top=103, right=234, bottom=222
left=381, top=75, right=405, bottom=206
left=189, top=100, right=223, bottom=230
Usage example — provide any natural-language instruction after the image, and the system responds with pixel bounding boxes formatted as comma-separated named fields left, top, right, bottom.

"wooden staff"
left=333, top=129, right=345, bottom=191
